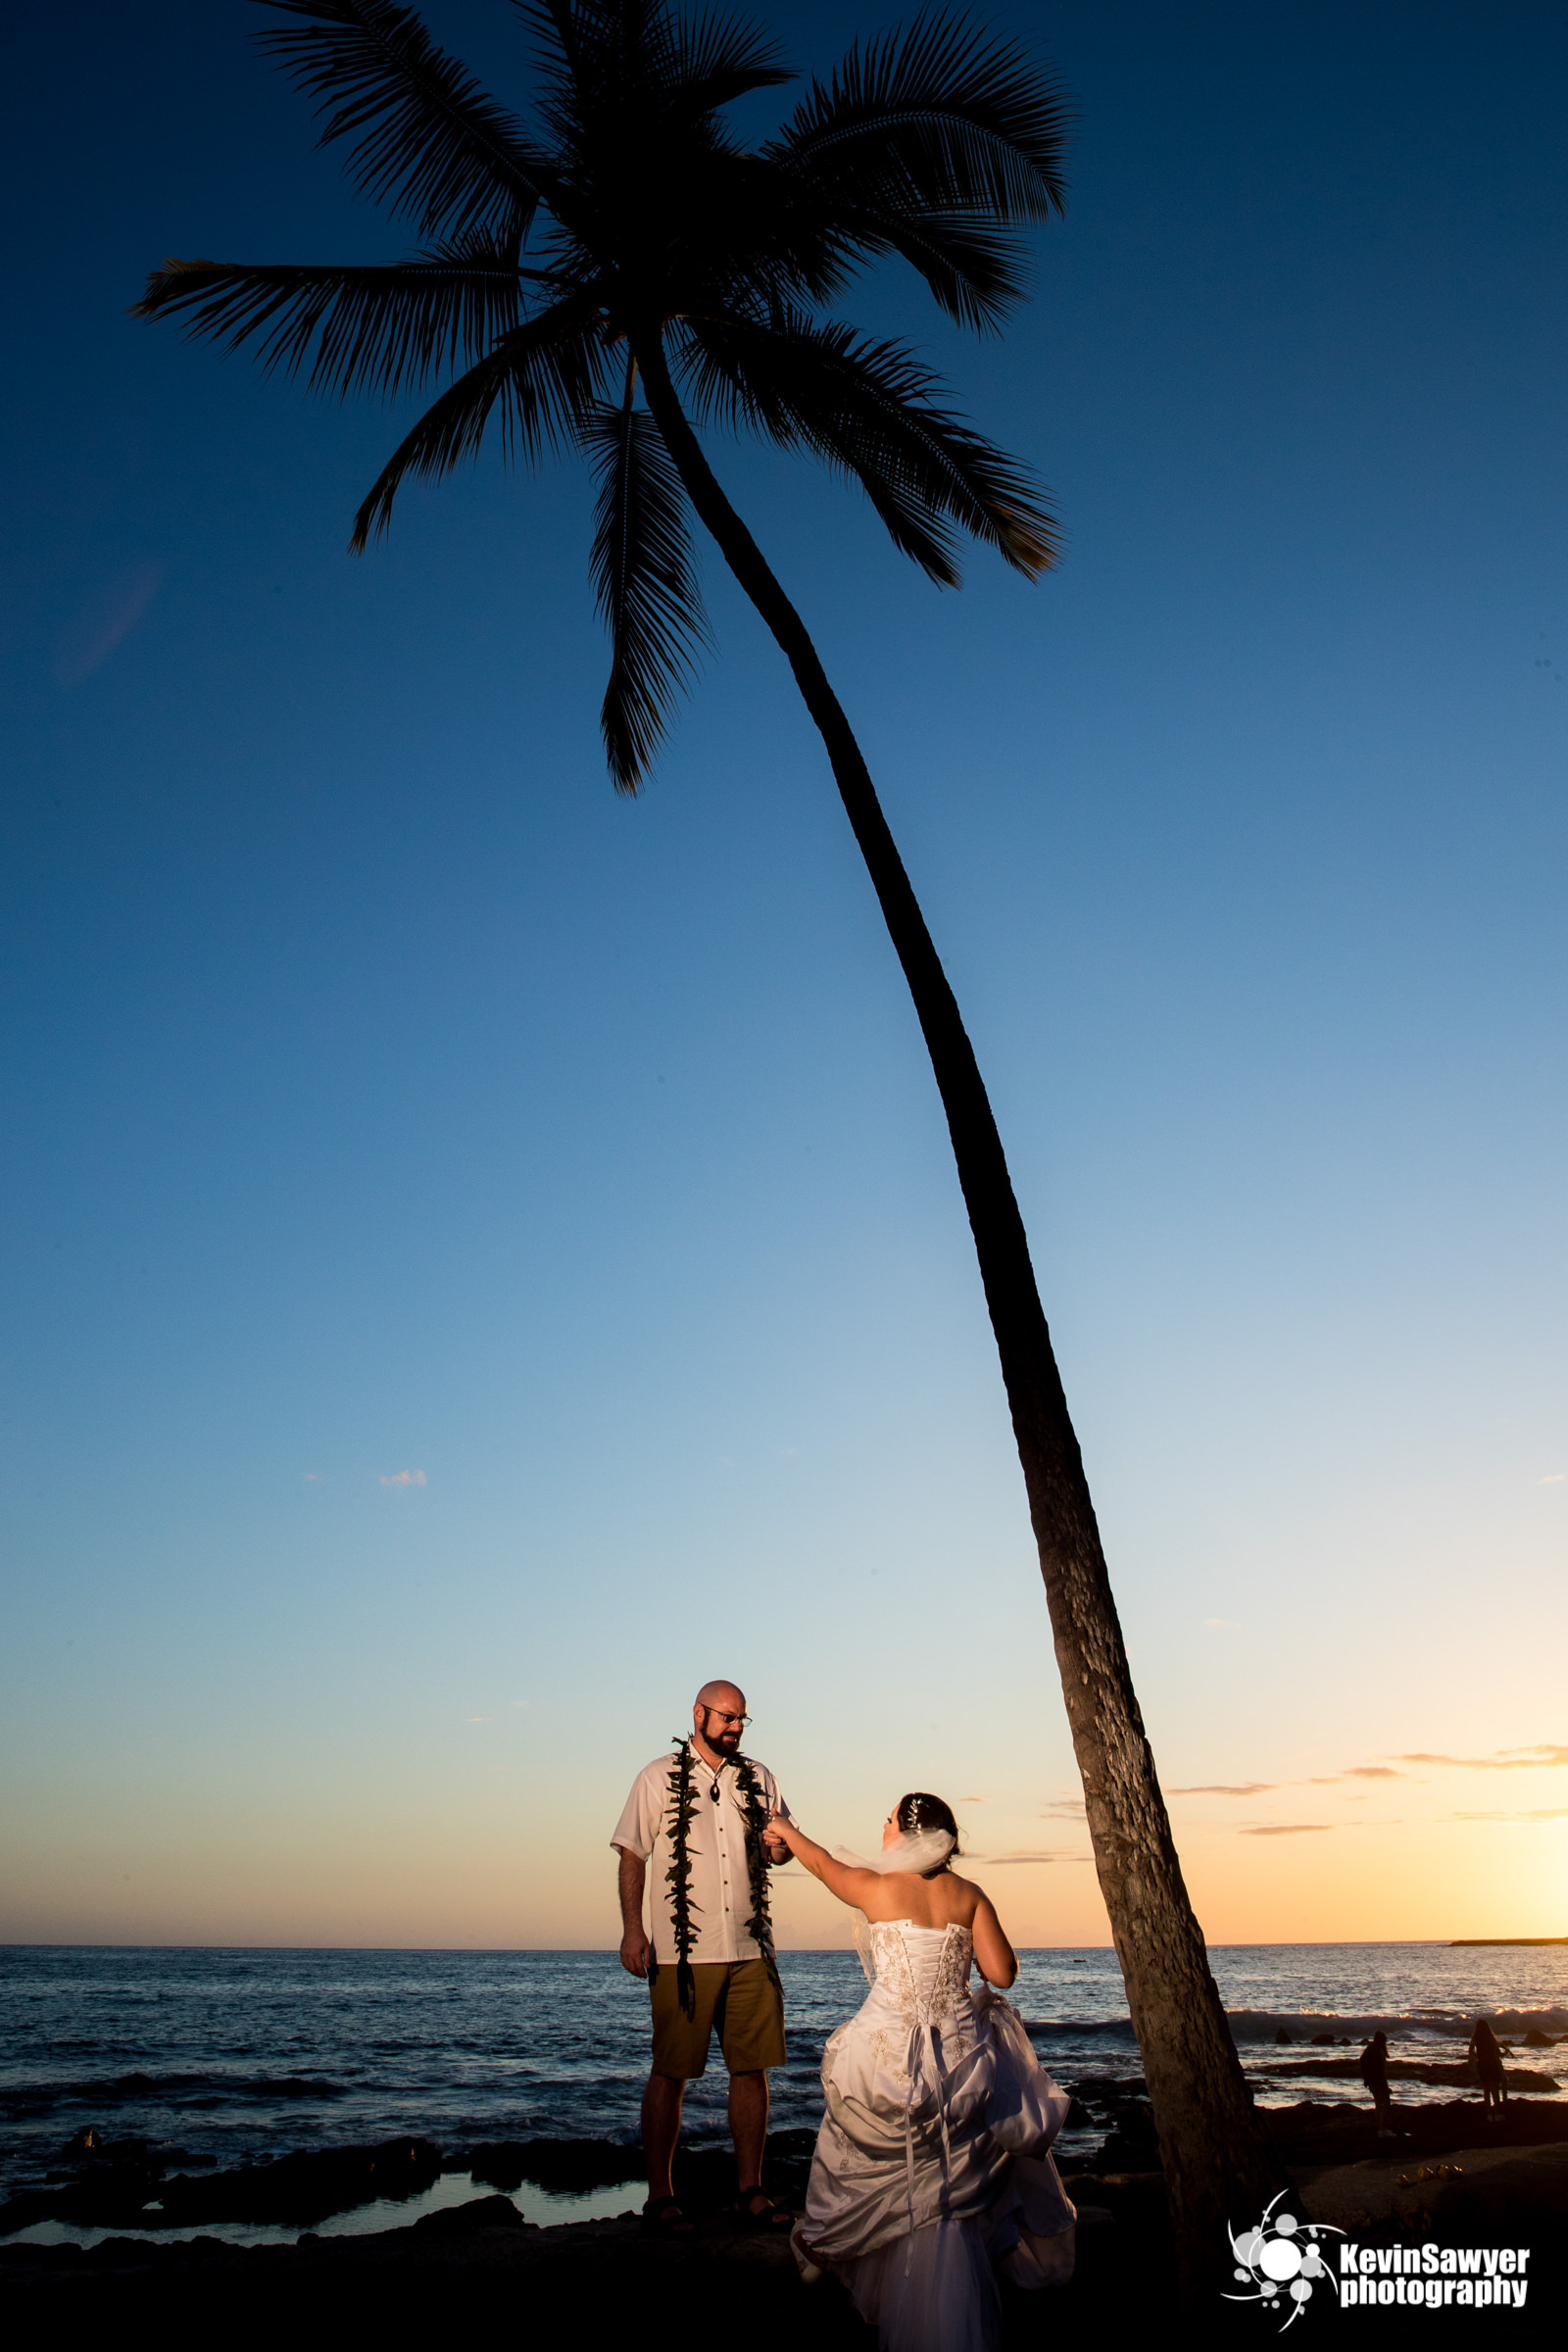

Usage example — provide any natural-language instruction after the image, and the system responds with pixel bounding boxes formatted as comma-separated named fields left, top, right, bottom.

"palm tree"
left=136, top=0, right=1285, bottom=2276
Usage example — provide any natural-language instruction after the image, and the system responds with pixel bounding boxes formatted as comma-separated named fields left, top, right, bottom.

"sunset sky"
left=2, top=0, right=1564, bottom=1950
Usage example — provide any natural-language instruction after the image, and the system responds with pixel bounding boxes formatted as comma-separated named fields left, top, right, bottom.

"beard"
left=702, top=1715, right=742, bottom=1753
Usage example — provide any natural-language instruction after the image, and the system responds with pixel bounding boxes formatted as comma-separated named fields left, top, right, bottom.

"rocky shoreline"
left=4, top=2096, right=1564, bottom=2341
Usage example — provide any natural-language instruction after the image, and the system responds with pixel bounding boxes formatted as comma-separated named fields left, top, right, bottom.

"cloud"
left=1242, top=1824, right=1335, bottom=1837
left=52, top=561, right=165, bottom=684
left=1450, top=1808, right=1568, bottom=1824
left=379, top=1469, right=427, bottom=1488
left=1306, top=1766, right=1406, bottom=1784
left=465, top=1716, right=488, bottom=1724
left=1396, top=1745, right=1568, bottom=1771
left=981, top=1849, right=1090, bottom=1865
left=1202, top=1617, right=1240, bottom=1629
left=302, top=1472, right=324, bottom=1484
left=1038, top=1798, right=1087, bottom=1819
left=1540, top=1474, right=1564, bottom=1485
left=1170, top=1783, right=1278, bottom=1797
left=959, top=1793, right=991, bottom=1804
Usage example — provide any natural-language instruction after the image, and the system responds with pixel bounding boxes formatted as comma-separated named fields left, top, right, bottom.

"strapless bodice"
left=865, top=1920, right=974, bottom=2025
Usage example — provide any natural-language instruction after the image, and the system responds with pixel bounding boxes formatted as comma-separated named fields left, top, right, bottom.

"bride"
left=767, top=1793, right=1075, bottom=2352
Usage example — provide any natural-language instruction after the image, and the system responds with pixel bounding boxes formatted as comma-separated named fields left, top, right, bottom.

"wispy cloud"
left=53, top=561, right=165, bottom=685
left=1039, top=1798, right=1087, bottom=1819
left=1202, top=1617, right=1240, bottom=1629
left=1243, top=1823, right=1335, bottom=1837
left=959, top=1793, right=991, bottom=1804
left=1396, top=1745, right=1568, bottom=1771
left=1539, top=1474, right=1564, bottom=1486
left=1174, top=1746, right=1566, bottom=1801
left=982, top=1849, right=1089, bottom=1865
left=465, top=1716, right=488, bottom=1724
left=379, top=1469, right=427, bottom=1488
left=1170, top=1782, right=1278, bottom=1797
left=302, top=1472, right=324, bottom=1484
left=1451, top=1807, right=1568, bottom=1824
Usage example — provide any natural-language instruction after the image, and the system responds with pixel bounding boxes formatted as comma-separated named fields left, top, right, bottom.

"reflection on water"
left=6, top=2168, right=644, bottom=2252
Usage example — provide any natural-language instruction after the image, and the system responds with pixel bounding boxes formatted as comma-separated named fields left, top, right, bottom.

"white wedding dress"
left=799, top=1919, right=1076, bottom=2352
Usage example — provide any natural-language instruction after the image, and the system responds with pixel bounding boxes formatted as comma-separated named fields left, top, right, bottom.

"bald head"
left=691, top=1680, right=748, bottom=1763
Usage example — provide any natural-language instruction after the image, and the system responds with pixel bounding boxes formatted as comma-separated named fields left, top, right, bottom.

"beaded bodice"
left=866, top=1921, right=974, bottom=2025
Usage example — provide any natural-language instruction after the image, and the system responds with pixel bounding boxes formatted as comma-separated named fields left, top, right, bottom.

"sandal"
left=642, top=2194, right=695, bottom=2234
left=736, top=2186, right=794, bottom=2230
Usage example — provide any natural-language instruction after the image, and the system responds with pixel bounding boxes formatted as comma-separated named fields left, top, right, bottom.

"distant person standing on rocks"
left=1358, top=2031, right=1395, bottom=2136
left=612, top=1680, right=794, bottom=2235
left=1468, top=2018, right=1507, bottom=2109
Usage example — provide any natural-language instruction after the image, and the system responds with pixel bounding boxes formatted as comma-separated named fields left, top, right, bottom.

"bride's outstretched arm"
left=767, top=1813, right=878, bottom=1910
left=971, top=1892, right=1018, bottom=1989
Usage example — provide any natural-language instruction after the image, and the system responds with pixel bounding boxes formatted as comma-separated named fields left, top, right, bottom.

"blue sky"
left=2, top=0, right=1564, bottom=1946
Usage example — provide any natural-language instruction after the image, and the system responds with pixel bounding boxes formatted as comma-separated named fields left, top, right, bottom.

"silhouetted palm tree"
left=136, top=0, right=1282, bottom=2272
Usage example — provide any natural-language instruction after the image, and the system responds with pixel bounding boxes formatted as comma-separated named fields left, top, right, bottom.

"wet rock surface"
left=0, top=2134, right=442, bottom=2235
left=1266, top=2057, right=1560, bottom=2093
left=1259, top=2096, right=1568, bottom=2168
left=1, top=2117, right=1563, bottom=2342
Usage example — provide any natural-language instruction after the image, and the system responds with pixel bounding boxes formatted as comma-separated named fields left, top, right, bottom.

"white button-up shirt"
left=612, top=1746, right=789, bottom=1965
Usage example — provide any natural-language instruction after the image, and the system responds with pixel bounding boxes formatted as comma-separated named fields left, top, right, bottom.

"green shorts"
left=648, top=1956, right=785, bottom=2079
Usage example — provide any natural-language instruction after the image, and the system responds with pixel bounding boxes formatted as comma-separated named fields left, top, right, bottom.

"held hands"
left=765, top=1810, right=797, bottom=1863
left=618, top=1924, right=652, bottom=1979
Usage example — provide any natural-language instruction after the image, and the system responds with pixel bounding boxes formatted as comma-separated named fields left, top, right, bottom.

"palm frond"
left=583, top=377, right=710, bottom=791
left=658, top=7, right=795, bottom=115
left=131, top=236, right=540, bottom=399
left=835, top=209, right=1030, bottom=334
left=519, top=1, right=789, bottom=153
left=256, top=0, right=552, bottom=240
left=769, top=11, right=1070, bottom=230
left=678, top=310, right=1057, bottom=581
left=351, top=299, right=607, bottom=546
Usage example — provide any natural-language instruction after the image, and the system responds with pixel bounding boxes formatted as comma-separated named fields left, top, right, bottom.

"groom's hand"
left=619, top=1924, right=652, bottom=1978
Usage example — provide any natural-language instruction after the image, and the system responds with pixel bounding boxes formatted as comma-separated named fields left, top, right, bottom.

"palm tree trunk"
left=635, top=334, right=1287, bottom=2283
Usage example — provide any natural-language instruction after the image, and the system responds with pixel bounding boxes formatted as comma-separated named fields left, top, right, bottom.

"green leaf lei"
left=732, top=1751, right=783, bottom=2002
left=663, top=1738, right=780, bottom=2020
left=663, top=1735, right=702, bottom=2020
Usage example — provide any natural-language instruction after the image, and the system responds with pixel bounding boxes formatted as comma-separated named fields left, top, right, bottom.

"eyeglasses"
left=701, top=1707, right=752, bottom=1728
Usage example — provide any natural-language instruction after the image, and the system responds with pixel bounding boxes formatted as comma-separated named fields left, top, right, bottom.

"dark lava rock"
left=1, top=2158, right=163, bottom=2235
left=1266, top=2054, right=1559, bottom=2092
left=1265, top=2094, right=1568, bottom=2167
left=412, top=2195, right=531, bottom=2236
left=1309, top=2033, right=1337, bottom=2045
left=1275, top=2030, right=1294, bottom=2045
left=1524, top=2028, right=1558, bottom=2049
left=157, top=2137, right=443, bottom=2227
left=1088, top=2099, right=1160, bottom=2172
left=7, top=2140, right=444, bottom=2237
left=460, top=2131, right=814, bottom=2212
left=466, top=2139, right=643, bottom=2195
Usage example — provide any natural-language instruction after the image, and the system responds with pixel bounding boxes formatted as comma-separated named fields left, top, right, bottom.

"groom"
left=612, top=1678, right=794, bottom=2231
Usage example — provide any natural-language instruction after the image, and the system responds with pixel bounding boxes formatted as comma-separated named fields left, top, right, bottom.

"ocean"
left=3, top=1941, right=1564, bottom=2242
